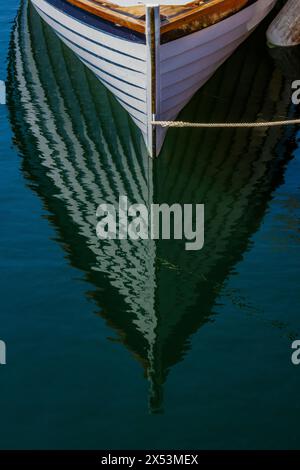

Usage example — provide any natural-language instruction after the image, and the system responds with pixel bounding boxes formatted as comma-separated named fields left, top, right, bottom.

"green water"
left=1, top=1, right=300, bottom=449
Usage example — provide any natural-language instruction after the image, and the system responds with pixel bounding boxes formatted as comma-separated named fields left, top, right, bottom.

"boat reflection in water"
left=8, top=1, right=297, bottom=412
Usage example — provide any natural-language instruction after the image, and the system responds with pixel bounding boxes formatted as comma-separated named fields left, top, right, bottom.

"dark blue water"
left=1, top=0, right=300, bottom=449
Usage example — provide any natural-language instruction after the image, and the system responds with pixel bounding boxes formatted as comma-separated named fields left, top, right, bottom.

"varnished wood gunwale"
left=66, top=0, right=251, bottom=39
left=161, top=0, right=249, bottom=42
left=67, top=0, right=146, bottom=33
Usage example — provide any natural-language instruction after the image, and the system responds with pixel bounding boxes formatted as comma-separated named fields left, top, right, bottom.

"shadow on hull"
left=7, top=1, right=298, bottom=412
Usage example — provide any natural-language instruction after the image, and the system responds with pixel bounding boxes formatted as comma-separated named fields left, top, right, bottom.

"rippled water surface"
left=1, top=0, right=300, bottom=449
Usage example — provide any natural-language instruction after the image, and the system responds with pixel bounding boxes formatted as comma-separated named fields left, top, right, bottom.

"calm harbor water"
left=1, top=0, right=300, bottom=450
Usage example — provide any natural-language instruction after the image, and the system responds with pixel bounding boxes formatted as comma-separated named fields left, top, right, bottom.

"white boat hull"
left=31, top=0, right=277, bottom=156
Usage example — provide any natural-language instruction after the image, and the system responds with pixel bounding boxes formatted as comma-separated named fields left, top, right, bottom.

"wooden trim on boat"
left=161, top=0, right=249, bottom=42
left=66, top=0, right=250, bottom=40
left=67, top=0, right=146, bottom=33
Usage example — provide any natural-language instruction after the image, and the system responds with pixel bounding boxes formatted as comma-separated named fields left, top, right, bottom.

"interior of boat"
left=66, top=0, right=249, bottom=41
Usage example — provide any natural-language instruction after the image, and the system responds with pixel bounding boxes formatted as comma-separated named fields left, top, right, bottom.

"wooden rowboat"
left=9, top=1, right=296, bottom=411
left=29, top=0, right=277, bottom=157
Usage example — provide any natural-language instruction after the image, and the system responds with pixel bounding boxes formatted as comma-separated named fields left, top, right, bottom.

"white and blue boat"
left=30, top=0, right=277, bottom=156
left=10, top=0, right=295, bottom=411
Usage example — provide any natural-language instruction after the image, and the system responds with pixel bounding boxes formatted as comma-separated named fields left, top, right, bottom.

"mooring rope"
left=152, top=118, right=300, bottom=128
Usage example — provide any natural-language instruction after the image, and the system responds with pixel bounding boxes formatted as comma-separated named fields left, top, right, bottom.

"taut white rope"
left=152, top=118, right=300, bottom=128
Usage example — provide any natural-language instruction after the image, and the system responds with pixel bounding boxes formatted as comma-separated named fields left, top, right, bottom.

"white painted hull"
left=31, top=0, right=276, bottom=156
